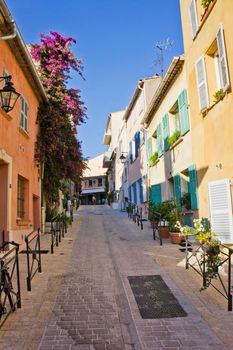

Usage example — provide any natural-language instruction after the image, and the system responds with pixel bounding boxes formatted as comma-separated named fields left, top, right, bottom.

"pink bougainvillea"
left=31, top=32, right=86, bottom=204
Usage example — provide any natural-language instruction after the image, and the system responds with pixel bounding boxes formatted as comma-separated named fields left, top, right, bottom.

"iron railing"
left=185, top=237, right=233, bottom=311
left=50, top=211, right=68, bottom=254
left=25, top=228, right=42, bottom=292
left=0, top=240, right=21, bottom=328
left=128, top=203, right=144, bottom=230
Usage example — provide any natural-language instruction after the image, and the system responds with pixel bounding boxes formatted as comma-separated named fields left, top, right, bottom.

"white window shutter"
left=208, top=179, right=233, bottom=244
left=189, top=0, right=198, bottom=39
left=216, top=24, right=230, bottom=91
left=195, top=56, right=209, bottom=110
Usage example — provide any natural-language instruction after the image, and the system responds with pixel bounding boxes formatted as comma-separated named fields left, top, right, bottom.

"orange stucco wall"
left=0, top=39, right=40, bottom=243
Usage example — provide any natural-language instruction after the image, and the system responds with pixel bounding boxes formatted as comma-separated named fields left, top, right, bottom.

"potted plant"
left=176, top=219, right=221, bottom=290
left=166, top=200, right=182, bottom=244
left=148, top=201, right=160, bottom=229
left=156, top=200, right=176, bottom=239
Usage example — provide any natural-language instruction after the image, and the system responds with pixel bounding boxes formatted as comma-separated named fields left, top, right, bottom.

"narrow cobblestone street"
left=1, top=205, right=233, bottom=350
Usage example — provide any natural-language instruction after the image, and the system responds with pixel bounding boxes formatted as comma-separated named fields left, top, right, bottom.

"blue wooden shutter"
left=156, top=123, right=163, bottom=157
left=173, top=174, right=181, bottom=206
left=134, top=133, right=138, bottom=158
left=162, top=114, right=170, bottom=151
left=150, top=184, right=162, bottom=204
left=128, top=186, right=132, bottom=202
left=129, top=141, right=133, bottom=163
left=147, top=137, right=152, bottom=166
left=138, top=178, right=143, bottom=203
left=178, top=89, right=190, bottom=136
left=188, top=165, right=199, bottom=210
left=133, top=182, right=137, bottom=204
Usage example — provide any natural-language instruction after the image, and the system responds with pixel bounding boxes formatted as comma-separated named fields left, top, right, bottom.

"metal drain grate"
left=128, top=275, right=187, bottom=319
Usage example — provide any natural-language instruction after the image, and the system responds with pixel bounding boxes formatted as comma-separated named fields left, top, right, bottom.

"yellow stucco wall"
left=147, top=66, right=193, bottom=201
left=180, top=0, right=233, bottom=218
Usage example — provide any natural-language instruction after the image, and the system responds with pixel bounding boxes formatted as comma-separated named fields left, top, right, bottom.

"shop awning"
left=81, top=188, right=105, bottom=195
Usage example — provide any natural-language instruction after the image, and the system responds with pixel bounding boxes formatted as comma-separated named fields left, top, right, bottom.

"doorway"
left=0, top=161, right=8, bottom=245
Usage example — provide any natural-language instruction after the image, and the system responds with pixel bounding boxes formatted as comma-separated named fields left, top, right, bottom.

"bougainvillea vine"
left=30, top=32, right=86, bottom=206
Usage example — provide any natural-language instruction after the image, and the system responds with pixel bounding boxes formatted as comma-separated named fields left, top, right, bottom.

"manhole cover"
left=128, top=275, right=187, bottom=319
left=20, top=250, right=49, bottom=254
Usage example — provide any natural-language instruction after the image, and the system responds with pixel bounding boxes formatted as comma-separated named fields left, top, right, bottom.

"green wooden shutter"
left=147, top=137, right=152, bottom=166
left=156, top=123, right=163, bottom=157
left=178, top=89, right=190, bottom=136
left=188, top=165, right=199, bottom=210
left=162, top=114, right=170, bottom=151
left=173, top=174, right=181, bottom=206
left=150, top=184, right=162, bottom=204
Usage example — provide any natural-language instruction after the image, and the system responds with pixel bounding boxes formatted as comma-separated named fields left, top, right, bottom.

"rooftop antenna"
left=154, top=38, right=174, bottom=77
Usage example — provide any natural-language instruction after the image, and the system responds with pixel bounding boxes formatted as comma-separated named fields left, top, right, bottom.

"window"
left=189, top=0, right=198, bottom=39
left=20, top=96, right=28, bottom=132
left=195, top=56, right=209, bottom=110
left=88, top=179, right=92, bottom=187
left=216, top=24, right=230, bottom=91
left=98, top=178, right=102, bottom=187
left=17, top=176, right=26, bottom=219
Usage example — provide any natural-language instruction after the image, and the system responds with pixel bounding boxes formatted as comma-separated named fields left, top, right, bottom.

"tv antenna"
left=154, top=38, right=174, bottom=77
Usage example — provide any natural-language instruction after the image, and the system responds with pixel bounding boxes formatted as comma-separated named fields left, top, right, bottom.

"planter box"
left=169, top=232, right=181, bottom=244
left=158, top=226, right=170, bottom=239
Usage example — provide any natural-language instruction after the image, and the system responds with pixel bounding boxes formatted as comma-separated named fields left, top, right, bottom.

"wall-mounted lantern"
left=120, top=152, right=128, bottom=164
left=0, top=75, right=20, bottom=113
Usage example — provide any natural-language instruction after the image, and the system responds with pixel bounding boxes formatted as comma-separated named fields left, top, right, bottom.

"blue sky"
left=7, top=0, right=184, bottom=158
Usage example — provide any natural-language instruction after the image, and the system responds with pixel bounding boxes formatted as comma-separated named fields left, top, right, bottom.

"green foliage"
left=167, top=130, right=181, bottom=148
left=148, top=199, right=180, bottom=229
left=150, top=152, right=159, bottom=166
left=201, top=0, right=211, bottom=9
left=213, top=89, right=225, bottom=102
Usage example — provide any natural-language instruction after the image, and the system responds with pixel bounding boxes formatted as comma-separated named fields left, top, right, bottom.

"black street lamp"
left=0, top=75, right=20, bottom=113
left=120, top=152, right=128, bottom=164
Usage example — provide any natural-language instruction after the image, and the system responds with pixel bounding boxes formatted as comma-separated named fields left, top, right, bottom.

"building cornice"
left=142, top=57, right=184, bottom=126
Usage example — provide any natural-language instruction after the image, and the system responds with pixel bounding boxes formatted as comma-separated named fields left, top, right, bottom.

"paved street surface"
left=0, top=205, right=233, bottom=349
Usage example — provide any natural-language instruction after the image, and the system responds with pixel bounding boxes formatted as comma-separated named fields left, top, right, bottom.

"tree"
left=30, top=32, right=86, bottom=207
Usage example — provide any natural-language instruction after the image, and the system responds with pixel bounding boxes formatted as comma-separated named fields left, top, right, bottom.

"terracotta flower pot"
left=169, top=232, right=181, bottom=244
left=158, top=226, right=170, bottom=239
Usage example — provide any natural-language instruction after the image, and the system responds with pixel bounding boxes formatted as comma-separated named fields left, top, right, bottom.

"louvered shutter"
left=133, top=182, right=137, bottom=204
left=150, top=184, right=162, bottom=205
left=162, top=114, right=170, bottom=151
left=188, top=165, right=199, bottom=210
left=138, top=178, right=143, bottom=204
left=189, top=0, right=198, bottom=39
left=129, top=141, right=133, bottom=163
left=156, top=123, right=163, bottom=157
left=216, top=24, right=229, bottom=91
left=128, top=186, right=132, bottom=202
left=195, top=56, right=209, bottom=110
left=147, top=137, right=152, bottom=166
left=134, top=133, right=138, bottom=158
left=208, top=179, right=233, bottom=244
left=178, top=90, right=190, bottom=135
left=173, top=174, right=181, bottom=206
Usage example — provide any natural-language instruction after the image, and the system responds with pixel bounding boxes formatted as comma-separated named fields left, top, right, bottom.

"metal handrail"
left=25, top=228, right=42, bottom=291
left=185, top=237, right=233, bottom=311
left=0, top=240, right=21, bottom=328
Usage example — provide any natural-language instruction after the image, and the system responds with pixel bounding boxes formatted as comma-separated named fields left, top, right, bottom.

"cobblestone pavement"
left=1, top=205, right=233, bottom=349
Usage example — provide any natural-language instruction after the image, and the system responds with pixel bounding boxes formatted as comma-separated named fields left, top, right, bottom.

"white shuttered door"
left=195, top=56, right=209, bottom=110
left=208, top=179, right=233, bottom=244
